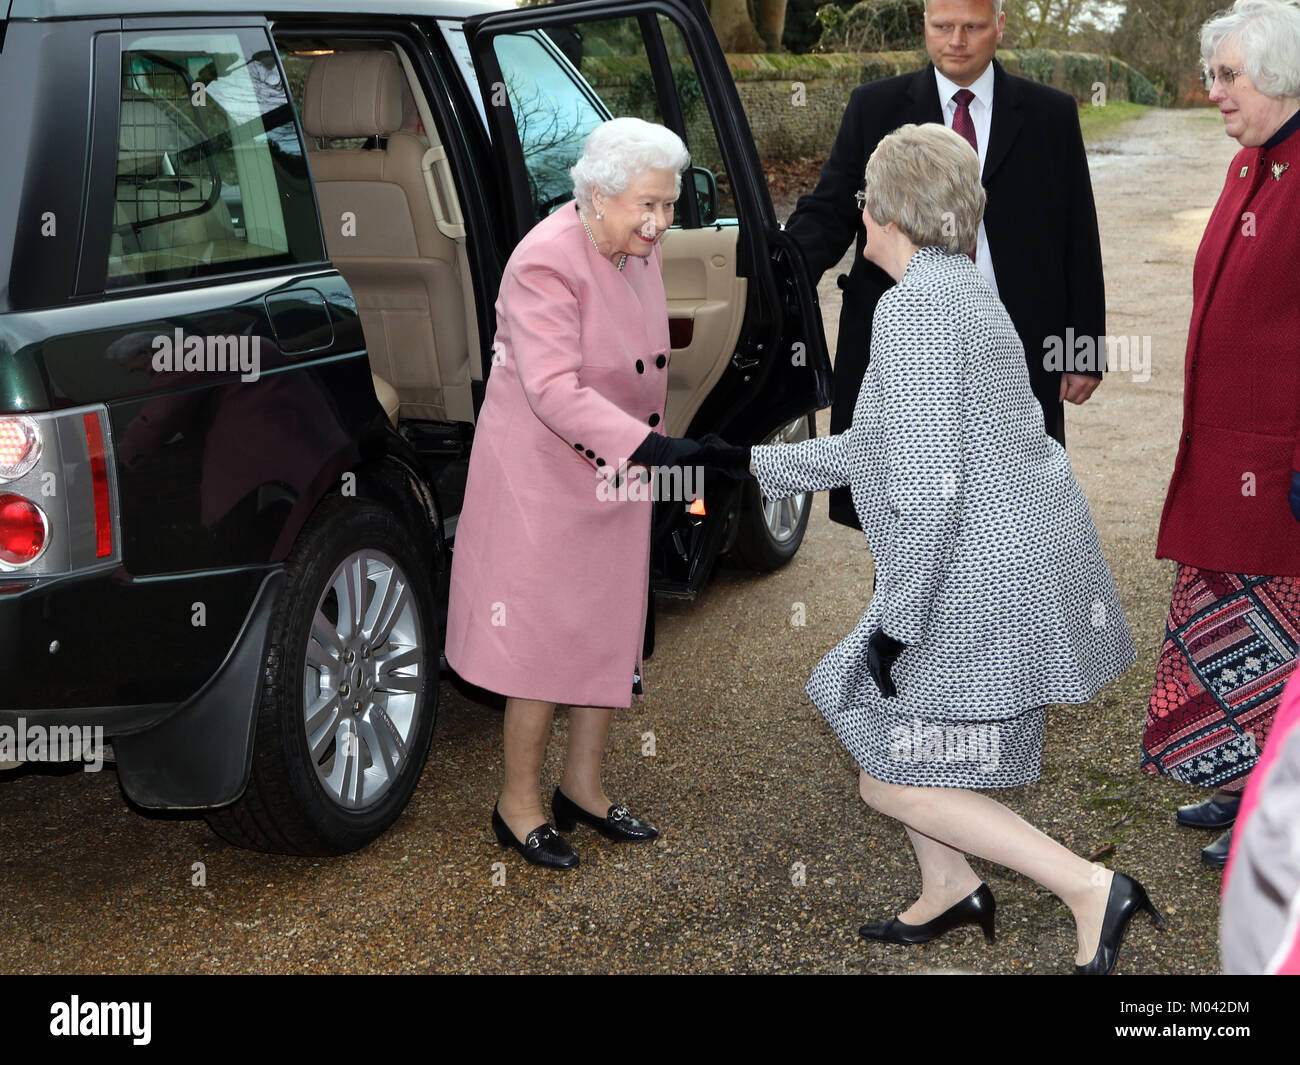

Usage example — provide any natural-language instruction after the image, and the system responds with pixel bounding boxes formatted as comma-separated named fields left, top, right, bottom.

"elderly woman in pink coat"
left=445, top=118, right=696, bottom=869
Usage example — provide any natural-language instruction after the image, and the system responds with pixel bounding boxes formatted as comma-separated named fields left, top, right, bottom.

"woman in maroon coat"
left=1144, top=0, right=1300, bottom=867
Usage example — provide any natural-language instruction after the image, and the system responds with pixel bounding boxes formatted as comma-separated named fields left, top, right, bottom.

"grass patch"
left=1078, top=100, right=1152, bottom=143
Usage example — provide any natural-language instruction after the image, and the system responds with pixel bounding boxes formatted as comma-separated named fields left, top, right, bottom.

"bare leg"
left=897, top=825, right=983, bottom=924
left=860, top=770, right=1113, bottom=965
left=498, top=697, right=555, bottom=841
left=560, top=705, right=614, bottom=814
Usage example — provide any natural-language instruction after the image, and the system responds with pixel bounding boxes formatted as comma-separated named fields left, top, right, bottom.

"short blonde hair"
left=863, top=123, right=986, bottom=256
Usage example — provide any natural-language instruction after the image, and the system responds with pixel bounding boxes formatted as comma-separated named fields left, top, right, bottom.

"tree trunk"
left=708, top=0, right=766, bottom=52
left=756, top=0, right=789, bottom=51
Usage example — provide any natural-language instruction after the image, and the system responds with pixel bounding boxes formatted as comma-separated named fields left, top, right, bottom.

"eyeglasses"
left=1201, top=66, right=1245, bottom=91
left=855, top=189, right=867, bottom=210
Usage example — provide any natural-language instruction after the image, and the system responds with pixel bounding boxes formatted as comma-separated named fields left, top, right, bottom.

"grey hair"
left=1201, top=0, right=1300, bottom=97
left=924, top=0, right=1004, bottom=18
left=863, top=123, right=985, bottom=256
left=570, top=117, right=691, bottom=210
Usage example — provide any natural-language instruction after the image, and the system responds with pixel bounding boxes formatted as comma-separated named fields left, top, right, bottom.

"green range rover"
left=0, top=0, right=830, bottom=853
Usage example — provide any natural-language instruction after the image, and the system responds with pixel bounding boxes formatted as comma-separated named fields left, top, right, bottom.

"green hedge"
left=583, top=48, right=1158, bottom=105
left=580, top=48, right=1159, bottom=162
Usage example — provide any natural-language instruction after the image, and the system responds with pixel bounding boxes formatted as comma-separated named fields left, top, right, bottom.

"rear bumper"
left=0, top=564, right=274, bottom=714
left=0, top=567, right=284, bottom=808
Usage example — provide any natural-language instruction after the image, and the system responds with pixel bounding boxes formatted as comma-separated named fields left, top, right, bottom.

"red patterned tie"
left=951, top=89, right=978, bottom=260
left=952, top=89, right=977, bottom=152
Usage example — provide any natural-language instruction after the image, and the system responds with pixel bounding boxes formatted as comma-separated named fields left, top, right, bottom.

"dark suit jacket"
left=786, top=59, right=1105, bottom=527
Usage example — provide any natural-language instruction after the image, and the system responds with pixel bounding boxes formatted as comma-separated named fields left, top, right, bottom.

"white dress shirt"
left=934, top=63, right=998, bottom=295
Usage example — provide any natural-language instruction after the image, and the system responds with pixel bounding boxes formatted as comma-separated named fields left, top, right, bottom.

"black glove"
left=698, top=433, right=754, bottom=479
left=630, top=432, right=702, bottom=467
left=867, top=628, right=905, bottom=699
left=1290, top=470, right=1300, bottom=522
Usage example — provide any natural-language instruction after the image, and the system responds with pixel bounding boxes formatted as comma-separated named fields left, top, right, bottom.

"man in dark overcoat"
left=785, top=0, right=1107, bottom=527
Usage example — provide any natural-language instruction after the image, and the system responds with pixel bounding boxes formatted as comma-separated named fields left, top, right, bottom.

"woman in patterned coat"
left=1143, top=0, right=1300, bottom=869
left=721, top=124, right=1151, bottom=972
left=445, top=119, right=695, bottom=870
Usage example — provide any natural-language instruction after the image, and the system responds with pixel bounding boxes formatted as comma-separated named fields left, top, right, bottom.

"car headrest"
left=302, top=51, right=404, bottom=140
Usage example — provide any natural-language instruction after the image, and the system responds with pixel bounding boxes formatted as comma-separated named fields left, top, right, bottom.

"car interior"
left=280, top=43, right=480, bottom=428
left=276, top=28, right=750, bottom=442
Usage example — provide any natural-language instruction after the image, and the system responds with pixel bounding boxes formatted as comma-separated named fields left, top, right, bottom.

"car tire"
left=730, top=413, right=815, bottom=572
left=205, top=496, right=439, bottom=855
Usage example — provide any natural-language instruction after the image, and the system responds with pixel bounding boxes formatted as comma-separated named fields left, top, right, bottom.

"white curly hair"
left=570, top=117, right=691, bottom=211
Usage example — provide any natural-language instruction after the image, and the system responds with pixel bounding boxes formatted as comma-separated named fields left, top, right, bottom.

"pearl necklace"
left=579, top=208, right=627, bottom=272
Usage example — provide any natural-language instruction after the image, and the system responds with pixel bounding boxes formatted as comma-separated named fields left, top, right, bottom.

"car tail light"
left=0, top=417, right=42, bottom=481
left=0, top=405, right=119, bottom=579
left=0, top=493, right=48, bottom=566
left=83, top=413, right=112, bottom=558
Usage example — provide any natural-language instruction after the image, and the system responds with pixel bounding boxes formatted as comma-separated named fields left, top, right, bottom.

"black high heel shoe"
left=859, top=884, right=996, bottom=944
left=552, top=788, right=659, bottom=842
left=491, top=804, right=578, bottom=869
left=1075, top=871, right=1165, bottom=974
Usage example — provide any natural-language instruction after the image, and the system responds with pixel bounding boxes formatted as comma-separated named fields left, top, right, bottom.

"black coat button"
left=574, top=442, right=584, bottom=451
left=635, top=359, right=644, bottom=374
left=585, top=449, right=595, bottom=458
left=596, top=457, right=606, bottom=467
left=655, top=354, right=666, bottom=369
left=648, top=413, right=660, bottom=427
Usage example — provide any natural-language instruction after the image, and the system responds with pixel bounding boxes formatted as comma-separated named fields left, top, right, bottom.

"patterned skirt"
left=841, top=700, right=1048, bottom=789
left=1142, top=565, right=1300, bottom=790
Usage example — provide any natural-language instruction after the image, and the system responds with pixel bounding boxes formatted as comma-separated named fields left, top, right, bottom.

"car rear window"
left=108, top=28, right=319, bottom=287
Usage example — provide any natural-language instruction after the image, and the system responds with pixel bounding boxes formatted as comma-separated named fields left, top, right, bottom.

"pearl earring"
left=596, top=212, right=603, bottom=220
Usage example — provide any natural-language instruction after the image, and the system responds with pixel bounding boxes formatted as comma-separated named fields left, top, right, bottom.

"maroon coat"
left=1156, top=125, right=1300, bottom=575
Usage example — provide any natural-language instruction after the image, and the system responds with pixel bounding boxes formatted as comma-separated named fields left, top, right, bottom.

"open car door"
left=464, top=0, right=830, bottom=594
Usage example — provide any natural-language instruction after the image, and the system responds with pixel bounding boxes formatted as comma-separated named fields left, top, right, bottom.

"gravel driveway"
left=0, top=108, right=1239, bottom=975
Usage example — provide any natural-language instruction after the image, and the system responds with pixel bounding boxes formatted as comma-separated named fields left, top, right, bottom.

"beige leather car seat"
left=371, top=373, right=401, bottom=425
left=302, top=51, right=473, bottom=424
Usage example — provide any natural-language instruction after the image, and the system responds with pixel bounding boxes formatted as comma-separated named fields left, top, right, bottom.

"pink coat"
left=1221, top=671, right=1300, bottom=973
left=444, top=201, right=670, bottom=708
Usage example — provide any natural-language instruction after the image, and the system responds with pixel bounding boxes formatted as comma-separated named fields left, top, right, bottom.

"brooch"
left=1272, top=161, right=1290, bottom=181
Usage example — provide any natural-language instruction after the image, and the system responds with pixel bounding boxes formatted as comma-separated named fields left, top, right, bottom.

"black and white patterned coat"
left=752, top=246, right=1136, bottom=726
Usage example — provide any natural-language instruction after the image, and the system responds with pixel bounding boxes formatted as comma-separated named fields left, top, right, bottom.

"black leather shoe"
left=551, top=788, right=659, bottom=842
left=859, top=884, right=996, bottom=944
left=1201, top=827, right=1233, bottom=867
left=1075, top=872, right=1165, bottom=974
left=491, top=804, right=578, bottom=869
left=1176, top=796, right=1240, bottom=830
